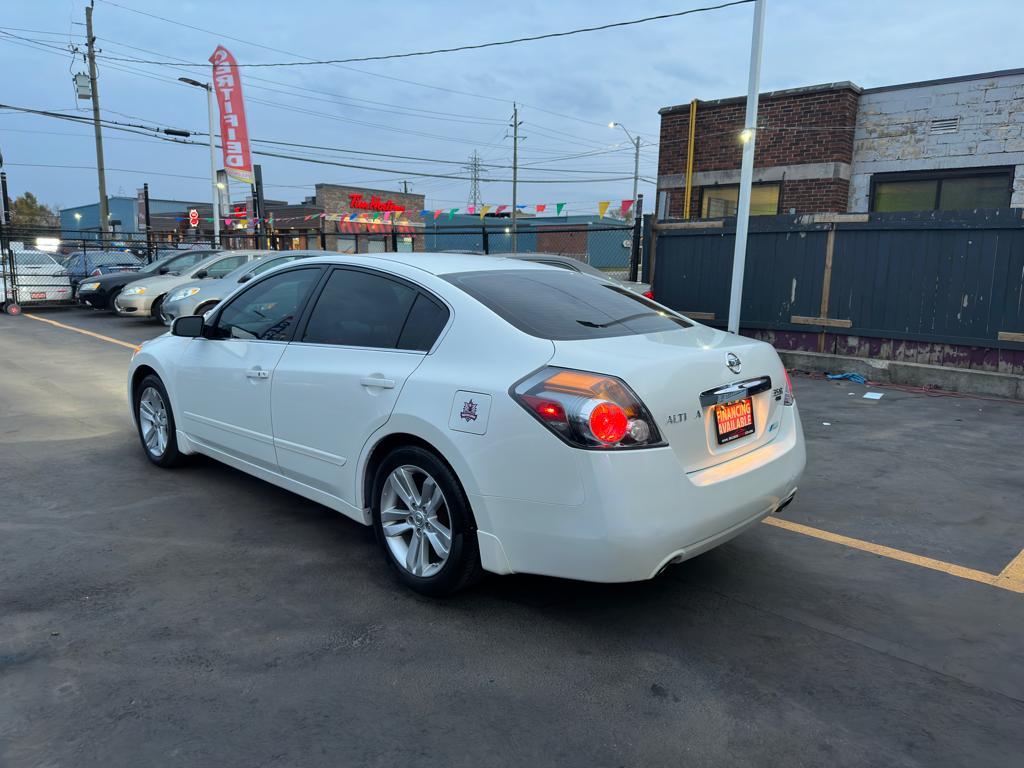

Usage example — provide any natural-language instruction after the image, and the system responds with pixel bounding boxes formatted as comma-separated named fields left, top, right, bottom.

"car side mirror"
left=172, top=314, right=205, bottom=338
left=238, top=273, right=253, bottom=283
left=194, top=269, right=209, bottom=279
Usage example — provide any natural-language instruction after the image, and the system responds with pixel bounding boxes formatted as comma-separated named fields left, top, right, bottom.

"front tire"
left=149, top=295, right=165, bottom=322
left=372, top=446, right=482, bottom=596
left=134, top=374, right=183, bottom=468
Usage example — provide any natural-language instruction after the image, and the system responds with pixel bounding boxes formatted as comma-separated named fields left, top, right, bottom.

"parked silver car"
left=159, top=250, right=325, bottom=325
left=114, top=250, right=271, bottom=320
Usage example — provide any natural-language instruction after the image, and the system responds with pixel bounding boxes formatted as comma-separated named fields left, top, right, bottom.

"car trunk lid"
left=548, top=325, right=787, bottom=472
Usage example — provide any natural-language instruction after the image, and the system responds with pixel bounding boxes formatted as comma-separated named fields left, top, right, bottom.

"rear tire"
left=371, top=446, right=482, bottom=597
left=134, top=374, right=184, bottom=468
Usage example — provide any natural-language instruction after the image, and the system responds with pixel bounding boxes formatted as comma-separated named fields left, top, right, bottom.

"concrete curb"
left=777, top=350, right=1024, bottom=400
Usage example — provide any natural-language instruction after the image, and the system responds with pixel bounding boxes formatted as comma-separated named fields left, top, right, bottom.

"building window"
left=700, top=183, right=781, bottom=218
left=870, top=168, right=1012, bottom=212
left=335, top=234, right=356, bottom=254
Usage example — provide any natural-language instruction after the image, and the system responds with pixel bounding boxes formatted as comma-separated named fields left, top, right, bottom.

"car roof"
left=295, top=252, right=562, bottom=277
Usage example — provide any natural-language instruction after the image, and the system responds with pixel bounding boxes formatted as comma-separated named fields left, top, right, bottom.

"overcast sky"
left=1, top=0, right=1021, bottom=218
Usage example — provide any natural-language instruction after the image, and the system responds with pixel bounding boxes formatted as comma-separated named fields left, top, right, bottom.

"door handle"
left=246, top=367, right=271, bottom=380
left=360, top=376, right=396, bottom=389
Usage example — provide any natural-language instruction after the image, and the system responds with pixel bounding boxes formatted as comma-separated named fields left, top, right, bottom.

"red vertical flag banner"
left=209, top=46, right=254, bottom=184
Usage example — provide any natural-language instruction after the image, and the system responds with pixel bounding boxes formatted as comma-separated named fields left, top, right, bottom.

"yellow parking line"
left=763, top=516, right=1024, bottom=594
left=22, top=313, right=141, bottom=352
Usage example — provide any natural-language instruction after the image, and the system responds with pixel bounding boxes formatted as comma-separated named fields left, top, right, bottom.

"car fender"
left=356, top=412, right=482, bottom=511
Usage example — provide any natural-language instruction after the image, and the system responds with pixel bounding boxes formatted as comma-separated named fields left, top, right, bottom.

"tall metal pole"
left=142, top=183, right=152, bottom=262
left=511, top=103, right=519, bottom=253
left=726, top=0, right=766, bottom=335
left=631, top=136, right=640, bottom=224
left=206, top=86, right=221, bottom=246
left=85, top=2, right=109, bottom=235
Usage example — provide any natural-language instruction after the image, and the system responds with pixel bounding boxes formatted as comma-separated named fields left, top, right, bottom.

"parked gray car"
left=114, top=250, right=271, bottom=320
left=159, top=250, right=325, bottom=325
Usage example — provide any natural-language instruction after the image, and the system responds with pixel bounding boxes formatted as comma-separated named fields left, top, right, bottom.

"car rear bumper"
left=470, top=405, right=806, bottom=582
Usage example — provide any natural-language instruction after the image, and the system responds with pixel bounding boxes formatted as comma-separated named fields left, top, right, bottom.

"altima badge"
left=726, top=352, right=742, bottom=374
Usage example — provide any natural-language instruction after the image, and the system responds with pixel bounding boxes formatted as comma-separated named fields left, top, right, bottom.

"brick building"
left=656, top=69, right=1024, bottom=219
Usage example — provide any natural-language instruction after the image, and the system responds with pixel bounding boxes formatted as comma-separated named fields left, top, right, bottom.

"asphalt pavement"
left=1, top=307, right=1022, bottom=768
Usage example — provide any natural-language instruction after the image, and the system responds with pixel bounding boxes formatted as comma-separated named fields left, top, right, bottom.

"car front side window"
left=211, top=268, right=321, bottom=342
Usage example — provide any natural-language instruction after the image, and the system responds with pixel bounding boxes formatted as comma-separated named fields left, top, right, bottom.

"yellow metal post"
left=683, top=99, right=698, bottom=219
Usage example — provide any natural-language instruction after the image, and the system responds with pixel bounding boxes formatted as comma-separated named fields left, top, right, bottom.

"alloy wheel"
left=380, top=465, right=453, bottom=578
left=138, top=386, right=169, bottom=458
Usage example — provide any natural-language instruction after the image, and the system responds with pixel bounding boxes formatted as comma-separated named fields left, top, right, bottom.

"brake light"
left=642, top=290, right=654, bottom=299
left=511, top=366, right=662, bottom=449
left=784, top=369, right=795, bottom=406
left=90, top=268, right=102, bottom=276
left=586, top=401, right=629, bottom=444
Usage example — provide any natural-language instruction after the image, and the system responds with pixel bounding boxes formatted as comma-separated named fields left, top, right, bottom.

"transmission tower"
left=465, top=151, right=482, bottom=208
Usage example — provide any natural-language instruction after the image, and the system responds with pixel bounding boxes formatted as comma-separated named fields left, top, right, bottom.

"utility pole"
left=402, top=180, right=409, bottom=194
left=510, top=104, right=522, bottom=252
left=85, top=2, right=109, bottom=235
left=727, top=0, right=766, bottom=335
left=465, top=151, right=482, bottom=209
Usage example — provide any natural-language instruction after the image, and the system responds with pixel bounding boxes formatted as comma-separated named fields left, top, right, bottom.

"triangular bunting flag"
left=536, top=204, right=547, bottom=213
left=620, top=199, right=634, bottom=217
left=433, top=210, right=443, bottom=220
left=448, top=208, right=458, bottom=219
left=467, top=206, right=476, bottom=215
left=495, top=204, right=508, bottom=214
left=479, top=205, right=492, bottom=219
left=597, top=201, right=610, bottom=218
left=556, top=203, right=566, bottom=216
left=420, top=210, right=430, bottom=217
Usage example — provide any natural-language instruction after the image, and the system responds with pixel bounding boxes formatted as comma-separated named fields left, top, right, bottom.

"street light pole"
left=726, top=0, right=766, bottom=335
left=609, top=122, right=641, bottom=223
left=179, top=78, right=220, bottom=246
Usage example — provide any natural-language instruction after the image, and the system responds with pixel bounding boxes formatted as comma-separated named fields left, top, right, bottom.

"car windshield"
left=443, top=268, right=690, bottom=340
left=89, top=251, right=141, bottom=266
left=153, top=250, right=218, bottom=276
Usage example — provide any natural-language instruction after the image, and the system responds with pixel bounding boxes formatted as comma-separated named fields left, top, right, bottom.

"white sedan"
left=128, top=253, right=805, bottom=595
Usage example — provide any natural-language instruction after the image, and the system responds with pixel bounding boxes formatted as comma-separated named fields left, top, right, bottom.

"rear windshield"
left=443, top=269, right=690, bottom=340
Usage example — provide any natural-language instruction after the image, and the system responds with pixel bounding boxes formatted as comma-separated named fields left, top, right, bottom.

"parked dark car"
left=77, top=249, right=220, bottom=311
left=62, top=250, right=144, bottom=291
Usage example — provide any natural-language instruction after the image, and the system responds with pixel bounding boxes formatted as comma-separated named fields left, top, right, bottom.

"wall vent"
left=929, top=116, right=960, bottom=135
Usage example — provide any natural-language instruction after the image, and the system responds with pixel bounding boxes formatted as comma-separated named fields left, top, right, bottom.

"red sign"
left=209, top=45, right=254, bottom=184
left=188, top=208, right=200, bottom=227
left=348, top=193, right=404, bottom=213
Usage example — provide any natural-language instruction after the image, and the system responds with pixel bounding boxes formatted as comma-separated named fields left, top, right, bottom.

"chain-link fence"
left=0, top=222, right=642, bottom=313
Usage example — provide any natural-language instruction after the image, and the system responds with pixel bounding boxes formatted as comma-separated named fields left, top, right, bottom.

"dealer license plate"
left=30, top=292, right=46, bottom=300
left=715, top=397, right=754, bottom=444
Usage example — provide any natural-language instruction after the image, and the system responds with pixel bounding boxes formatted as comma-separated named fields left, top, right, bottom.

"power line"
left=84, top=3, right=655, bottom=140
left=94, top=2, right=755, bottom=67
left=0, top=103, right=639, bottom=184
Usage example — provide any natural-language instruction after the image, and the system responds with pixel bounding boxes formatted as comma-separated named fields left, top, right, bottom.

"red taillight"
left=642, top=290, right=654, bottom=299
left=511, top=367, right=661, bottom=450
left=784, top=369, right=795, bottom=406
left=522, top=395, right=566, bottom=421
left=587, top=401, right=628, bottom=444
left=90, top=268, right=102, bottom=276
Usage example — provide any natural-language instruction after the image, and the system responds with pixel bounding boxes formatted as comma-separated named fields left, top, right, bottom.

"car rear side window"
left=443, top=269, right=690, bottom=340
left=397, top=293, right=450, bottom=351
left=302, top=269, right=418, bottom=349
